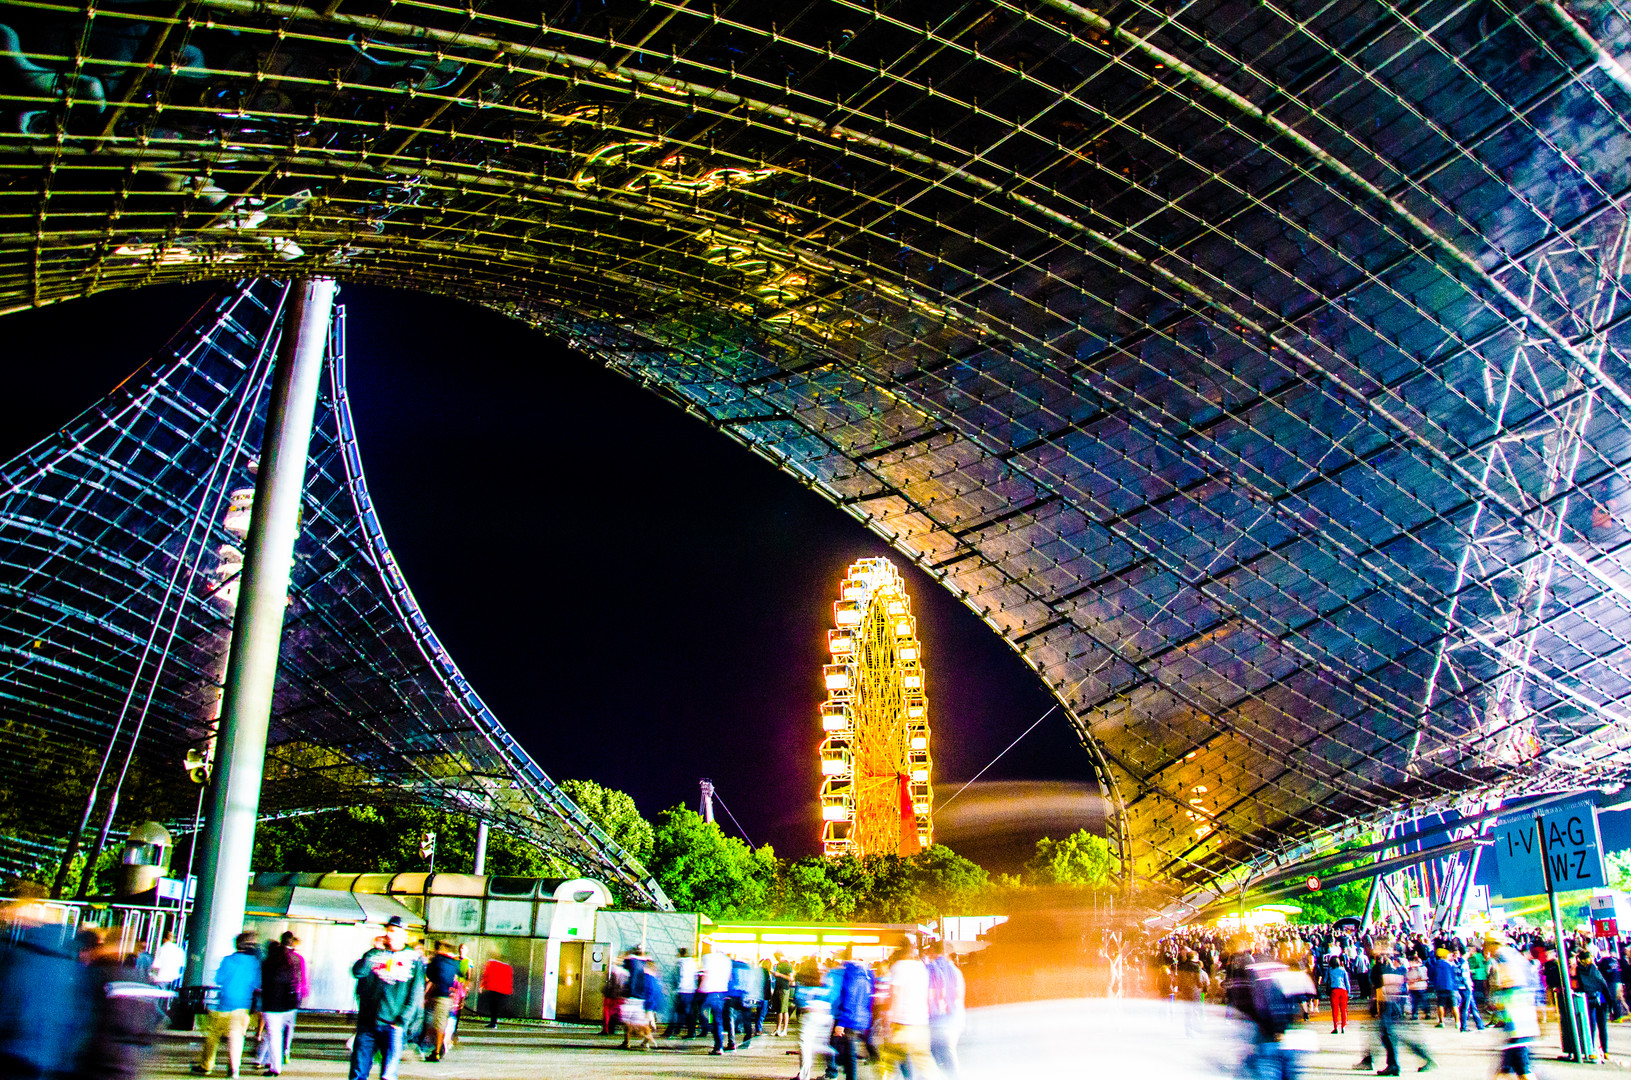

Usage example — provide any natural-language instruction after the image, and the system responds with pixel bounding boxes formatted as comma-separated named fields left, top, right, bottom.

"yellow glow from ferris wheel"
left=817, top=557, right=933, bottom=858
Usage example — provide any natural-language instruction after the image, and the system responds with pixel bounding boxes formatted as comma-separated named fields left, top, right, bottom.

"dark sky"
left=3, top=281, right=1094, bottom=862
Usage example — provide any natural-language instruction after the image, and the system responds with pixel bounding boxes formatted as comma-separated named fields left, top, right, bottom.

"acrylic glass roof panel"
left=0, top=281, right=667, bottom=908
left=3, top=0, right=1631, bottom=892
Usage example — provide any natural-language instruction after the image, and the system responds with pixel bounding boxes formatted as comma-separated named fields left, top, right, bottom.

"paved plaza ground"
left=146, top=1008, right=1631, bottom=1079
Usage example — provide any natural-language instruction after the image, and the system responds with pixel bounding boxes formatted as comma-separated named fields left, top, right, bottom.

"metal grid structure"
left=4, top=0, right=1631, bottom=903
left=820, top=557, right=932, bottom=857
left=0, top=279, right=669, bottom=907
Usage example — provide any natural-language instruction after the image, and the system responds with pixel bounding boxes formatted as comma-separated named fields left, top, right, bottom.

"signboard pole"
left=1536, top=813, right=1582, bottom=1062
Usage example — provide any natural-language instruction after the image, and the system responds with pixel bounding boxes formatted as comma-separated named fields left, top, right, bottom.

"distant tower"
left=700, top=778, right=716, bottom=824
left=819, top=558, right=932, bottom=857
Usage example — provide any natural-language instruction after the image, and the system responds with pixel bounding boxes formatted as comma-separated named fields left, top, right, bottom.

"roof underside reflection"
left=2, top=0, right=1631, bottom=896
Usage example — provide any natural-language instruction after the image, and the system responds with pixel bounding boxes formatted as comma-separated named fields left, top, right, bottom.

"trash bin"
left=169, top=985, right=212, bottom=1032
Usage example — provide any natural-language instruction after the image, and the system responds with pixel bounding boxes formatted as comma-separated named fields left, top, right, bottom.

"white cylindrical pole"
left=183, top=279, right=336, bottom=987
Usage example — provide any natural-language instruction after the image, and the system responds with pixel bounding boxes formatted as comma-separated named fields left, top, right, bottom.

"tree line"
left=245, top=778, right=1117, bottom=920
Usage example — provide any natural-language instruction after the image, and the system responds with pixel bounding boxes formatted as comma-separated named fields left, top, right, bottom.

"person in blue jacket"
left=829, top=949, right=873, bottom=1080
left=1430, top=950, right=1459, bottom=1027
left=193, top=934, right=260, bottom=1078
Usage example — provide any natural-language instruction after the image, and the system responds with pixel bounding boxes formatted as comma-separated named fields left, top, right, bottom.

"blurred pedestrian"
left=925, top=941, right=965, bottom=1077
left=256, top=933, right=306, bottom=1075
left=599, top=954, right=627, bottom=1037
left=620, top=948, right=664, bottom=1051
left=193, top=933, right=260, bottom=1078
left=795, top=960, right=837, bottom=1080
left=1373, top=942, right=1434, bottom=1076
left=725, top=954, right=758, bottom=1050
left=698, top=943, right=731, bottom=1055
left=477, top=957, right=510, bottom=1028
left=0, top=890, right=82, bottom=1080
left=830, top=947, right=873, bottom=1080
left=1486, top=933, right=1538, bottom=1080
left=663, top=948, right=698, bottom=1038
left=149, top=934, right=185, bottom=993
left=878, top=943, right=938, bottom=1080
left=77, top=929, right=167, bottom=1080
left=423, top=941, right=461, bottom=1062
left=348, top=917, right=424, bottom=1080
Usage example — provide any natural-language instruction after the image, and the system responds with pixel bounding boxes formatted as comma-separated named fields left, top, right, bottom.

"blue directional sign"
left=1494, top=801, right=1606, bottom=898
left=1539, top=805, right=1608, bottom=890
left=1495, top=816, right=1546, bottom=898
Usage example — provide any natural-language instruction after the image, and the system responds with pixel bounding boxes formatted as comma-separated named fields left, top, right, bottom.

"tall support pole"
left=183, top=279, right=335, bottom=986
left=472, top=820, right=489, bottom=876
left=1538, top=813, right=1584, bottom=1061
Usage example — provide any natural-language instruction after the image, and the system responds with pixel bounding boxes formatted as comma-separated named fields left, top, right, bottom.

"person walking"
left=77, top=929, right=167, bottom=1080
left=1486, top=933, right=1539, bottom=1080
left=1325, top=954, right=1351, bottom=1034
left=348, top=917, right=424, bottom=1080
left=664, top=948, right=699, bottom=1038
left=1577, top=950, right=1611, bottom=1063
left=1374, top=944, right=1435, bottom=1076
left=478, top=957, right=511, bottom=1028
left=878, top=943, right=938, bottom=1080
left=725, top=955, right=758, bottom=1051
left=1451, top=948, right=1483, bottom=1033
left=830, top=948, right=874, bottom=1080
left=925, top=941, right=965, bottom=1077
left=256, top=933, right=306, bottom=1075
left=698, top=944, right=732, bottom=1055
left=423, top=941, right=461, bottom=1062
left=193, top=933, right=261, bottom=1079
left=150, top=933, right=185, bottom=992
left=795, top=960, right=838, bottom=1080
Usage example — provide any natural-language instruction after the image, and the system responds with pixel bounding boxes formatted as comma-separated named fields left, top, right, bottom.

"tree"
left=1608, top=849, right=1631, bottom=893
left=557, top=778, right=654, bottom=865
left=1025, top=829, right=1114, bottom=888
left=249, top=805, right=566, bottom=878
left=648, top=807, right=777, bottom=919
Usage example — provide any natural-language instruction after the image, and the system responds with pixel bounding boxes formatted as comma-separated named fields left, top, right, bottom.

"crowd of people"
left=591, top=939, right=966, bottom=1078
left=5, top=884, right=1627, bottom=1080
left=1149, top=920, right=1627, bottom=1077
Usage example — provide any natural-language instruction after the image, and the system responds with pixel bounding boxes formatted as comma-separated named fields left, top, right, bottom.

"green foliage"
left=250, top=805, right=565, bottom=878
left=1024, top=829, right=1115, bottom=887
left=558, top=778, right=654, bottom=864
left=649, top=807, right=777, bottom=918
left=1284, top=837, right=1379, bottom=925
left=1607, top=849, right=1631, bottom=893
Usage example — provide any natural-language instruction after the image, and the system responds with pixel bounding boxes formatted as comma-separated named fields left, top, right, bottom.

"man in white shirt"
left=881, top=944, right=938, bottom=1080
left=698, top=944, right=734, bottom=1054
left=150, top=932, right=185, bottom=990
left=665, top=947, right=702, bottom=1038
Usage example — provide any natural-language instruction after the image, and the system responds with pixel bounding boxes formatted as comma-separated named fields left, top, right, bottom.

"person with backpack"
left=257, top=933, right=307, bottom=1075
left=1238, top=959, right=1316, bottom=1080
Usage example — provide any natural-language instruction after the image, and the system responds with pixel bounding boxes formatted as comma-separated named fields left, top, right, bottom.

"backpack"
left=1249, top=965, right=1314, bottom=1037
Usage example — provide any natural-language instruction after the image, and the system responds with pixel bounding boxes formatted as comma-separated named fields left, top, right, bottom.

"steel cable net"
left=4, top=0, right=1631, bottom=901
left=0, top=281, right=668, bottom=907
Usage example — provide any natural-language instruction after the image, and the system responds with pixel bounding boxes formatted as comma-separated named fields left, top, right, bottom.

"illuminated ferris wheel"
left=819, top=557, right=932, bottom=858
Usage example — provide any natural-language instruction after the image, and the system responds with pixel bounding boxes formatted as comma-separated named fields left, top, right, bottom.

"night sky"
left=4, top=282, right=1095, bottom=865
